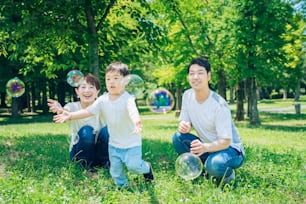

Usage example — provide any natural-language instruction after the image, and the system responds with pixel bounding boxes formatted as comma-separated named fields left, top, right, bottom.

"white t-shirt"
left=179, top=89, right=245, bottom=155
left=87, top=91, right=142, bottom=149
left=64, top=102, right=105, bottom=151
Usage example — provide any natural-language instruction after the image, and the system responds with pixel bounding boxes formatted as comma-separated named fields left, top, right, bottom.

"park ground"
left=0, top=97, right=305, bottom=203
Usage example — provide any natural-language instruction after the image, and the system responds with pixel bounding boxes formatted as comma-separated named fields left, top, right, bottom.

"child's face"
left=75, top=80, right=99, bottom=104
left=105, top=70, right=124, bottom=95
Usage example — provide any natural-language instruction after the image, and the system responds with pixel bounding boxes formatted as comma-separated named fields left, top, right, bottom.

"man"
left=172, top=58, right=245, bottom=186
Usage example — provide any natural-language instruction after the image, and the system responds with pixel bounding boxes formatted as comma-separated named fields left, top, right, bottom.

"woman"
left=48, top=74, right=109, bottom=171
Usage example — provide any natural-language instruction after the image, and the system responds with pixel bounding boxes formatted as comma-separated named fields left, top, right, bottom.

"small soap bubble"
left=121, top=74, right=144, bottom=98
left=6, top=77, right=25, bottom=98
left=175, top=153, right=203, bottom=181
left=146, top=88, right=174, bottom=113
left=67, top=70, right=84, bottom=87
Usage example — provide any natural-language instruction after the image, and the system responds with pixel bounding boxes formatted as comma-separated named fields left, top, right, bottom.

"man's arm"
left=190, top=138, right=231, bottom=156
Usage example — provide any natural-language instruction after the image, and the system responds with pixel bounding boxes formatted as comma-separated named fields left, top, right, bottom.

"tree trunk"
left=217, top=68, right=227, bottom=100
left=248, top=77, right=260, bottom=125
left=11, top=97, right=19, bottom=118
left=175, top=87, right=182, bottom=117
left=236, top=80, right=244, bottom=121
left=31, top=82, right=36, bottom=112
left=57, top=80, right=66, bottom=106
left=246, top=80, right=250, bottom=117
left=42, top=81, right=48, bottom=114
left=294, top=80, right=301, bottom=114
left=283, top=90, right=287, bottom=100
left=0, top=92, right=7, bottom=108
left=229, top=86, right=234, bottom=104
left=85, top=0, right=100, bottom=78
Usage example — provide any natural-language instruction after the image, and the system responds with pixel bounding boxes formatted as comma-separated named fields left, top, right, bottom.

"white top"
left=179, top=89, right=245, bottom=155
left=65, top=102, right=105, bottom=151
left=87, top=91, right=142, bottom=149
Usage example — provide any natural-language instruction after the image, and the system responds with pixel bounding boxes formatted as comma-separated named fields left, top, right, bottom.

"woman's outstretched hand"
left=47, top=99, right=63, bottom=114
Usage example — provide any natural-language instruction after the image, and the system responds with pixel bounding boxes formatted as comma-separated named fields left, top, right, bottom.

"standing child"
left=53, top=62, right=154, bottom=188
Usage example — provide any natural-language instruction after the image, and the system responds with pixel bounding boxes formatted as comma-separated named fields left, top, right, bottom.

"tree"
left=0, top=0, right=165, bottom=116
left=234, top=0, right=293, bottom=125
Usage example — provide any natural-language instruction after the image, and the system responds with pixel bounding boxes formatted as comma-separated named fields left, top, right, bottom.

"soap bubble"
left=175, top=153, right=203, bottom=181
left=6, top=77, right=25, bottom=98
left=146, top=88, right=174, bottom=113
left=67, top=70, right=84, bottom=87
left=121, top=74, right=144, bottom=98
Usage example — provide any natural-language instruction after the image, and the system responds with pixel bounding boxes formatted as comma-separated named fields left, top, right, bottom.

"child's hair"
left=79, top=73, right=101, bottom=90
left=187, top=58, right=211, bottom=74
left=106, top=62, right=130, bottom=76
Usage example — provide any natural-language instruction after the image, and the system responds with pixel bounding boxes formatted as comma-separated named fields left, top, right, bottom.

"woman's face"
left=75, top=80, right=99, bottom=105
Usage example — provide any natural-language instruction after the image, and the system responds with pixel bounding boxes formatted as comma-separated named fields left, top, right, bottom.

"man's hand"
left=190, top=139, right=210, bottom=157
left=178, top=121, right=191, bottom=133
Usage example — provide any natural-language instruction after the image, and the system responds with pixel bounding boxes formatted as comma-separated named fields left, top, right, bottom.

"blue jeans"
left=109, top=145, right=150, bottom=187
left=172, top=131, right=244, bottom=179
left=70, top=125, right=109, bottom=169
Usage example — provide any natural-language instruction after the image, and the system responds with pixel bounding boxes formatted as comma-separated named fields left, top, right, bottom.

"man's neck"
left=194, top=88, right=210, bottom=104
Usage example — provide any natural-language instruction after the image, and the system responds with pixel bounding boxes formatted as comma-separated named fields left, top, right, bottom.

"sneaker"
left=222, top=170, right=235, bottom=186
left=143, top=162, right=154, bottom=182
left=200, top=170, right=209, bottom=179
left=101, top=160, right=110, bottom=169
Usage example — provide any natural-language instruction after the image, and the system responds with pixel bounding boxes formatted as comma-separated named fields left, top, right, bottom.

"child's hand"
left=53, top=110, right=71, bottom=123
left=133, top=120, right=143, bottom=134
left=47, top=99, right=63, bottom=114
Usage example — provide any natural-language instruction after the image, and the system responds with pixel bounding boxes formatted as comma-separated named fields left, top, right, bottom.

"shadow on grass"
left=235, top=112, right=306, bottom=132
left=0, top=114, right=54, bottom=125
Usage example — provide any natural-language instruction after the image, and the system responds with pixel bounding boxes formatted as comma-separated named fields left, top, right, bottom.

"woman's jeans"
left=70, top=125, right=109, bottom=169
left=172, top=131, right=244, bottom=179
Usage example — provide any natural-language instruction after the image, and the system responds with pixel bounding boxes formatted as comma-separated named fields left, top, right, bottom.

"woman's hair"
left=81, top=73, right=101, bottom=90
left=106, top=62, right=130, bottom=76
left=187, top=58, right=211, bottom=73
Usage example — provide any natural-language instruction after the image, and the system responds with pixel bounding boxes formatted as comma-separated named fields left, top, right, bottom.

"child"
left=54, top=62, right=154, bottom=188
left=48, top=74, right=109, bottom=171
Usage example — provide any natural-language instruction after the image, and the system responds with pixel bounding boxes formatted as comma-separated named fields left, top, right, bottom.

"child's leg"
left=125, top=146, right=150, bottom=174
left=109, top=145, right=127, bottom=187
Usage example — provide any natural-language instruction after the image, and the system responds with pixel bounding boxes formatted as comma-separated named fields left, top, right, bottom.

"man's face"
left=188, top=64, right=211, bottom=90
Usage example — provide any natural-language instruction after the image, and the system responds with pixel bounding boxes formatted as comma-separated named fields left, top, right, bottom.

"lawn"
left=0, top=99, right=305, bottom=203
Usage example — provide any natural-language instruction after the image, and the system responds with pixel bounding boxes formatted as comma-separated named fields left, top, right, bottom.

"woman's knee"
left=78, top=125, right=95, bottom=145
left=97, top=126, right=109, bottom=142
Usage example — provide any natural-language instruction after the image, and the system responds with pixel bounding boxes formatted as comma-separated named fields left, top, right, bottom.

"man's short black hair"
left=187, top=58, right=211, bottom=73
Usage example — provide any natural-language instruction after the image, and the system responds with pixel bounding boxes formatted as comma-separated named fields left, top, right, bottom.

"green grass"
left=0, top=102, right=306, bottom=203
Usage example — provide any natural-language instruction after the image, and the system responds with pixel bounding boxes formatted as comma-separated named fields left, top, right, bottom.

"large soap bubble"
left=146, top=88, right=174, bottom=113
left=121, top=74, right=144, bottom=98
left=6, top=77, right=25, bottom=98
left=67, top=70, right=84, bottom=87
left=175, top=153, right=203, bottom=181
